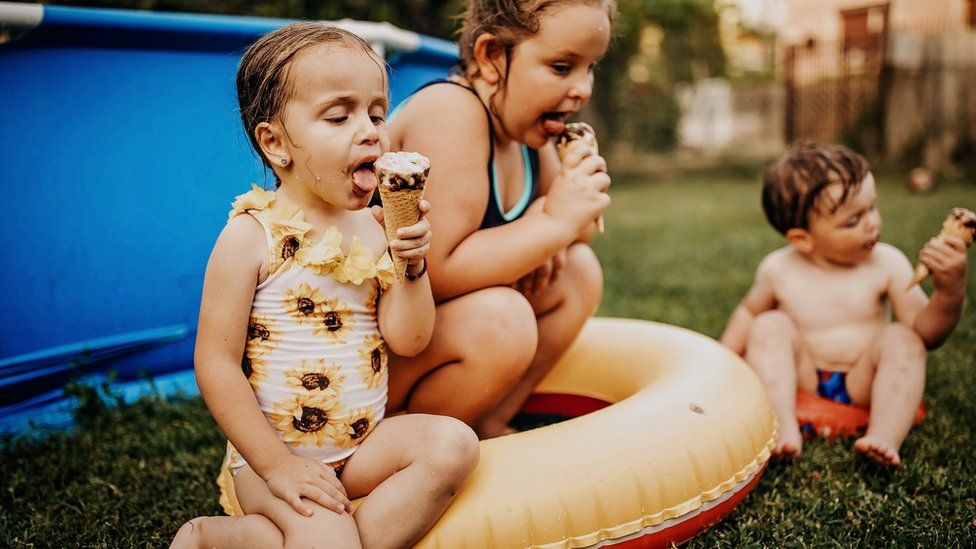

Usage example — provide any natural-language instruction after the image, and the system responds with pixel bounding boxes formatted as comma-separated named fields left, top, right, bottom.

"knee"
left=879, top=324, right=926, bottom=368
left=284, top=522, right=356, bottom=549
left=421, top=416, right=481, bottom=489
left=748, top=311, right=796, bottom=346
left=563, top=243, right=603, bottom=313
left=467, top=287, right=537, bottom=367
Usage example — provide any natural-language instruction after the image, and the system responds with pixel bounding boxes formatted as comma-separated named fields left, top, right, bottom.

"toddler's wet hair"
left=762, top=142, right=870, bottom=234
left=237, top=22, right=384, bottom=173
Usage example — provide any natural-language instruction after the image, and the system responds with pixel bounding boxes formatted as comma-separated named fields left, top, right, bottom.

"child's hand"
left=264, top=454, right=351, bottom=516
left=545, top=145, right=611, bottom=236
left=372, top=200, right=432, bottom=267
left=920, top=235, right=968, bottom=296
left=517, top=247, right=567, bottom=295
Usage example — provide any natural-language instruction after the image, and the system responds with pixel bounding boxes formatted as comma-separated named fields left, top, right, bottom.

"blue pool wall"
left=0, top=5, right=458, bottom=433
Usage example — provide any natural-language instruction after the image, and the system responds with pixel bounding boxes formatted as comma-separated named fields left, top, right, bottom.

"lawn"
left=2, top=170, right=975, bottom=547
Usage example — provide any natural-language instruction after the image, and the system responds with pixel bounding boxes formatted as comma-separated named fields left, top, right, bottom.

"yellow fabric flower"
left=269, top=391, right=345, bottom=448
left=295, top=226, right=344, bottom=276
left=283, top=360, right=346, bottom=395
left=229, top=184, right=275, bottom=218
left=242, top=346, right=269, bottom=387
left=313, top=297, right=354, bottom=343
left=334, top=407, right=377, bottom=449
left=246, top=314, right=282, bottom=354
left=334, top=237, right=377, bottom=285
left=375, top=252, right=394, bottom=290
left=268, top=205, right=313, bottom=238
left=282, top=283, right=328, bottom=326
left=357, top=334, right=387, bottom=389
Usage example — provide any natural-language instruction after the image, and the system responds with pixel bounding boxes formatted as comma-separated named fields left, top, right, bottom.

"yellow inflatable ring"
left=217, top=318, right=777, bottom=547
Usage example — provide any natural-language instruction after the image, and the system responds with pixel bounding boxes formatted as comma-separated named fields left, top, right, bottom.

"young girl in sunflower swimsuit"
left=170, top=23, right=479, bottom=549
left=386, top=0, right=614, bottom=438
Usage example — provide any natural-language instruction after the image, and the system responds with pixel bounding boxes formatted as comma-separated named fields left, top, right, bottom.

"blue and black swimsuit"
left=386, top=79, right=540, bottom=229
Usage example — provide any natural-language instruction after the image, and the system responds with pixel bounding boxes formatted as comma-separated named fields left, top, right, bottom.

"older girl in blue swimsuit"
left=386, top=0, right=614, bottom=438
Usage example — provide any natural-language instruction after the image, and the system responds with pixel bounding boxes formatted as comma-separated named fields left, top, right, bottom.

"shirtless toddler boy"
left=720, top=144, right=969, bottom=466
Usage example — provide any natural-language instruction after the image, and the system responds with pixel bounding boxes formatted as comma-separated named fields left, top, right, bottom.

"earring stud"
left=280, top=157, right=288, bottom=165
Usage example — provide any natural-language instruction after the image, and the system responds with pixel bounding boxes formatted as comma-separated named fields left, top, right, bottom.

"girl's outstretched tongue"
left=352, top=163, right=378, bottom=192
left=542, top=113, right=566, bottom=136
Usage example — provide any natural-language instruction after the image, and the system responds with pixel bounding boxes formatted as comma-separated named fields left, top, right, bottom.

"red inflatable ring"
left=796, top=391, right=925, bottom=438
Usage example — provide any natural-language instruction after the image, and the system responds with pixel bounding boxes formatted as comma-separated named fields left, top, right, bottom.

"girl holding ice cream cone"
left=171, top=22, right=478, bottom=549
left=387, top=0, right=615, bottom=438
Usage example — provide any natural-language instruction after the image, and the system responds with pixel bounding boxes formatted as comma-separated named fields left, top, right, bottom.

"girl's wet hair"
left=762, top=142, right=870, bottom=235
left=237, top=22, right=385, bottom=175
left=455, top=0, right=617, bottom=120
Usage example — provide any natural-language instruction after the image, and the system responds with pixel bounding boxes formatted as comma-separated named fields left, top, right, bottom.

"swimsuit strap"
left=389, top=79, right=539, bottom=229
left=406, top=79, right=497, bottom=175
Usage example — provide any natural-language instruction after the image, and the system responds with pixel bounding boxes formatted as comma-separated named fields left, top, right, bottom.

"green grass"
left=3, top=172, right=975, bottom=546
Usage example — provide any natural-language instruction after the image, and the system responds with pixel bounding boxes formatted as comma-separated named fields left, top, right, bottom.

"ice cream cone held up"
left=908, top=207, right=976, bottom=288
left=555, top=122, right=604, bottom=233
left=375, top=151, right=431, bottom=282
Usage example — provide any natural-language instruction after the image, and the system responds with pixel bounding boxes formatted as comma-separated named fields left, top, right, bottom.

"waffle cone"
left=908, top=208, right=976, bottom=288
left=378, top=186, right=425, bottom=282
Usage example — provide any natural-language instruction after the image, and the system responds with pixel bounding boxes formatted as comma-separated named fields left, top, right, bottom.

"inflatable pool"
left=0, top=3, right=456, bottom=433
left=217, top=318, right=777, bottom=548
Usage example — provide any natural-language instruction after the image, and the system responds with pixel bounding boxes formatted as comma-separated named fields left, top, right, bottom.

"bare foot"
left=169, top=519, right=202, bottom=549
left=855, top=435, right=901, bottom=467
left=773, top=421, right=803, bottom=459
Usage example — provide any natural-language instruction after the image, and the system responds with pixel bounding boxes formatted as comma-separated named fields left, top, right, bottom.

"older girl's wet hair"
left=456, top=0, right=617, bottom=120
left=762, top=143, right=870, bottom=235
left=237, top=22, right=385, bottom=174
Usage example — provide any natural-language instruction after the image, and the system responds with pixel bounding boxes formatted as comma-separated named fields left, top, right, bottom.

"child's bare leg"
left=340, top=414, right=480, bottom=548
left=477, top=243, right=602, bottom=436
left=849, top=324, right=926, bottom=467
left=230, top=464, right=362, bottom=548
left=386, top=287, right=537, bottom=433
left=745, top=311, right=815, bottom=457
left=169, top=514, right=282, bottom=549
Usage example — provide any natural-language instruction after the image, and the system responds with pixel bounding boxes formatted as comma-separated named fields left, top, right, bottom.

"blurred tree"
left=50, top=0, right=725, bottom=151
left=595, top=0, right=726, bottom=151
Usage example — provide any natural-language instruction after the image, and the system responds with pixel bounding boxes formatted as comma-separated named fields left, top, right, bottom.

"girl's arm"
left=888, top=238, right=968, bottom=349
left=195, top=215, right=350, bottom=515
left=374, top=203, right=436, bottom=357
left=398, top=87, right=608, bottom=301
left=720, top=256, right=778, bottom=356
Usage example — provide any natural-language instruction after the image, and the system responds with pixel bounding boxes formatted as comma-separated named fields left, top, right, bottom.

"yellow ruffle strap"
left=227, top=186, right=393, bottom=286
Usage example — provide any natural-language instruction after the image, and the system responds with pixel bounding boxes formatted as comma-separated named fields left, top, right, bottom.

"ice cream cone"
left=908, top=207, right=976, bottom=288
left=556, top=122, right=604, bottom=233
left=375, top=151, right=430, bottom=282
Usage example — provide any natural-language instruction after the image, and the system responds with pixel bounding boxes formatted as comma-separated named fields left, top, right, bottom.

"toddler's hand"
left=372, top=200, right=432, bottom=267
left=920, top=235, right=968, bottom=295
left=545, top=145, right=611, bottom=236
left=264, top=453, right=351, bottom=516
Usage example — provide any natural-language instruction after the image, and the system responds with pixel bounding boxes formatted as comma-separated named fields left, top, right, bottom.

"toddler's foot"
left=169, top=519, right=202, bottom=549
left=773, top=421, right=803, bottom=458
left=855, top=435, right=901, bottom=467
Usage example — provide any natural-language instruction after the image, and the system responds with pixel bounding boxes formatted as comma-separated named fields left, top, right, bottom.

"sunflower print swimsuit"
left=225, top=185, right=395, bottom=473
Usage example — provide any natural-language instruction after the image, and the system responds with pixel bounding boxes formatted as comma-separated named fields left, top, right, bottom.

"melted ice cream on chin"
left=374, top=151, right=431, bottom=191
